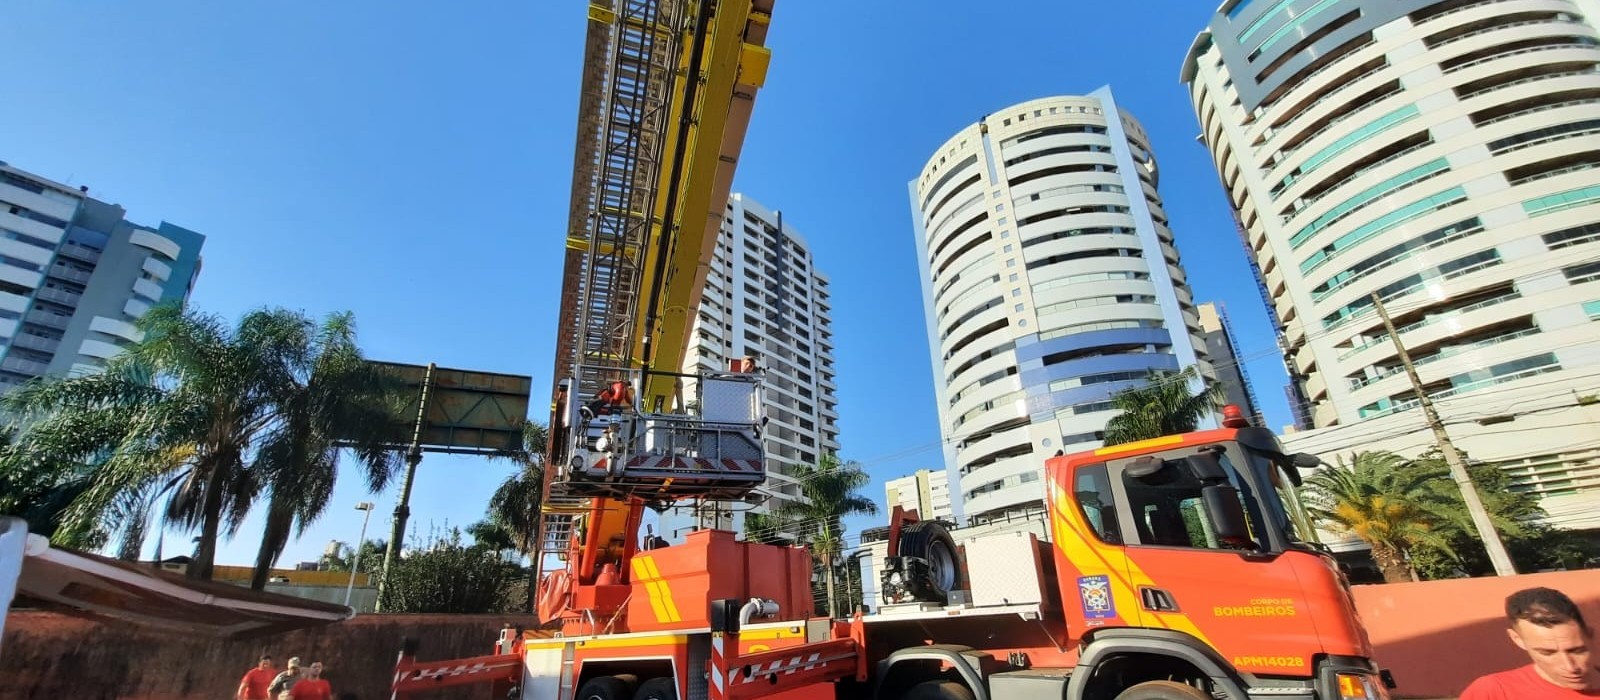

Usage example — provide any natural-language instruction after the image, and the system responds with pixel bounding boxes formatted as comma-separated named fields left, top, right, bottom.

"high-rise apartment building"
left=884, top=469, right=954, bottom=522
left=0, top=162, right=204, bottom=389
left=1182, top=0, right=1600, bottom=529
left=1198, top=302, right=1264, bottom=424
left=675, top=193, right=839, bottom=534
left=909, top=89, right=1212, bottom=526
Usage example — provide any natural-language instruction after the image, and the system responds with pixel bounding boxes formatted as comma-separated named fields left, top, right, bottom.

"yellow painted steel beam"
left=632, top=1, right=774, bottom=407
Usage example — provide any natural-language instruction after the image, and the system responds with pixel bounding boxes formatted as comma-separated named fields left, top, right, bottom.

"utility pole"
left=1371, top=293, right=1516, bottom=576
left=377, top=363, right=437, bottom=610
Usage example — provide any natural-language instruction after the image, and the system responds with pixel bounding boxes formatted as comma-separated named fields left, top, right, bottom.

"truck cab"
left=1032, top=422, right=1390, bottom=699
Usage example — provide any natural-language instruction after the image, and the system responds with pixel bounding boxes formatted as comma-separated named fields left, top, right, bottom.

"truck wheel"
left=577, top=676, right=630, bottom=700
left=902, top=680, right=976, bottom=700
left=1113, top=680, right=1210, bottom=699
left=897, top=521, right=960, bottom=603
left=633, top=677, right=677, bottom=700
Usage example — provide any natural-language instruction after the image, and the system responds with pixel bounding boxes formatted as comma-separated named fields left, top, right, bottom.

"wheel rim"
left=927, top=539, right=958, bottom=592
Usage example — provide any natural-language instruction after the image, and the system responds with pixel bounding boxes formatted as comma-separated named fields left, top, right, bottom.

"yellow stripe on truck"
left=640, top=556, right=681, bottom=622
left=1048, top=480, right=1216, bottom=648
left=1092, top=435, right=1184, bottom=457
left=631, top=558, right=671, bottom=622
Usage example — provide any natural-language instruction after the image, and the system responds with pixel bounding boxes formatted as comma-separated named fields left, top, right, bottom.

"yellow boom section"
left=633, top=1, right=772, bottom=407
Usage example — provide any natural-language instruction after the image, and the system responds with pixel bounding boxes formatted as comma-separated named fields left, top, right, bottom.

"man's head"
left=257, top=654, right=273, bottom=670
left=307, top=662, right=324, bottom=679
left=287, top=657, right=302, bottom=672
left=1505, top=587, right=1593, bottom=690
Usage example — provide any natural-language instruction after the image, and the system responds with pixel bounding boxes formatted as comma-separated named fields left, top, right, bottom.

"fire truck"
left=389, top=2, right=1393, bottom=699
left=392, top=408, right=1394, bottom=700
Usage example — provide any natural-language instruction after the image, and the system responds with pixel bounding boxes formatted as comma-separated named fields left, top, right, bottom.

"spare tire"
left=895, top=521, right=960, bottom=604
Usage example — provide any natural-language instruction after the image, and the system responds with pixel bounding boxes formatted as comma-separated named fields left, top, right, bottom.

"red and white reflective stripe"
left=709, top=633, right=728, bottom=700
left=624, top=456, right=762, bottom=472
left=733, top=651, right=855, bottom=683
left=405, top=660, right=515, bottom=682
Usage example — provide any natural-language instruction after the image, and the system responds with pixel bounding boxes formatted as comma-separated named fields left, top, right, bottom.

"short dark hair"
left=259, top=654, right=273, bottom=661
left=1507, top=587, right=1590, bottom=634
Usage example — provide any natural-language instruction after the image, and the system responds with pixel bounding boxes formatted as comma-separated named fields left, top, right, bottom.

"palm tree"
left=1103, top=367, right=1222, bottom=446
left=775, top=455, right=878, bottom=617
left=3, top=305, right=400, bottom=583
left=245, top=312, right=402, bottom=589
left=482, top=421, right=548, bottom=555
left=1303, top=451, right=1454, bottom=583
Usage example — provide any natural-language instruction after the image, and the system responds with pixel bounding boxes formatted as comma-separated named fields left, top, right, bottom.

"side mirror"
left=1184, top=452, right=1227, bottom=482
left=1289, top=453, right=1323, bottom=469
left=1202, top=484, right=1254, bottom=548
left=1126, top=456, right=1163, bottom=478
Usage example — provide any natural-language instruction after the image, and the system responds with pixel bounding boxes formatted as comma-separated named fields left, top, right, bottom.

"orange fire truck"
left=388, top=2, right=1392, bottom=698
left=391, top=408, right=1394, bottom=700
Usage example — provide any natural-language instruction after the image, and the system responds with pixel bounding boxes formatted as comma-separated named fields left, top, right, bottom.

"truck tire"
left=577, top=676, right=630, bottom=700
left=897, top=521, right=960, bottom=603
left=633, top=677, right=677, bottom=700
left=902, top=680, right=976, bottom=700
left=1113, top=680, right=1211, bottom=699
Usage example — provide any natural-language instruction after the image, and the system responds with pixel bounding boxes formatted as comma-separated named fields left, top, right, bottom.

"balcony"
left=24, top=310, right=69, bottom=329
left=10, top=333, right=60, bottom=354
left=0, top=356, right=49, bottom=376
left=47, top=265, right=92, bottom=284
left=33, top=287, right=82, bottom=307
left=56, top=242, right=102, bottom=264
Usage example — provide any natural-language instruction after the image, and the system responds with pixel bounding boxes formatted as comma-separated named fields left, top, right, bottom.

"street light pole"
left=346, top=502, right=375, bottom=607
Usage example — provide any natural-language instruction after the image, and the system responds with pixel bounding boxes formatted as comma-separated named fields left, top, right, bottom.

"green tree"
left=1303, top=451, right=1454, bottom=583
left=245, top=312, right=402, bottom=589
left=1404, top=451, right=1597, bottom=578
left=742, top=511, right=794, bottom=546
left=377, top=528, right=524, bottom=613
left=481, top=421, right=549, bottom=555
left=466, top=519, right=520, bottom=554
left=2, top=305, right=401, bottom=583
left=321, top=539, right=387, bottom=574
left=1103, top=367, right=1222, bottom=446
left=775, top=455, right=878, bottom=618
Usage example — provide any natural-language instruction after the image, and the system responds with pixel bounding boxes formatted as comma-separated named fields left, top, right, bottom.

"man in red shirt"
left=236, top=655, right=277, bottom=700
left=1462, top=587, right=1599, bottom=698
left=287, top=661, right=332, bottom=700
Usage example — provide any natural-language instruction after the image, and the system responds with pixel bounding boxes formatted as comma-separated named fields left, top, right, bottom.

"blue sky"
left=1, top=1, right=1287, bottom=566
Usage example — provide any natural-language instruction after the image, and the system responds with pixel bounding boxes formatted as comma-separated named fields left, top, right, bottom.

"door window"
left=1118, top=453, right=1264, bottom=550
left=1073, top=464, right=1123, bottom=544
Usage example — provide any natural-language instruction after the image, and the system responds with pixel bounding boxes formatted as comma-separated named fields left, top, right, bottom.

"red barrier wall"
left=1, top=610, right=538, bottom=700
left=1352, top=570, right=1600, bottom=699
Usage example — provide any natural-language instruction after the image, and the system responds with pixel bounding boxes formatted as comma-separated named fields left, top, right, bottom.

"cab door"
left=1108, top=451, right=1324, bottom=678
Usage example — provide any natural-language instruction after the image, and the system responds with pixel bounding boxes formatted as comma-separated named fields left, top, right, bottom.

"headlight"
left=1335, top=673, right=1390, bottom=700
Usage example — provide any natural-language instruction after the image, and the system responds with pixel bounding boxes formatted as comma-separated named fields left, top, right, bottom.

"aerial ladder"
left=532, top=0, right=777, bottom=632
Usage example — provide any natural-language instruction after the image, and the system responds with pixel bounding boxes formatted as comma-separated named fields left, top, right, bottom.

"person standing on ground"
left=236, top=654, right=277, bottom=700
left=288, top=661, right=333, bottom=700
left=1462, top=587, right=1599, bottom=698
left=268, top=657, right=304, bottom=700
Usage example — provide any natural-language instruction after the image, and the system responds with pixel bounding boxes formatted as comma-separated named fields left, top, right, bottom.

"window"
left=1074, top=464, right=1123, bottom=544
left=1301, top=187, right=1469, bottom=273
left=1250, top=0, right=1341, bottom=59
left=1283, top=104, right=1420, bottom=188
left=1525, top=185, right=1600, bottom=217
left=1543, top=222, right=1600, bottom=250
left=1290, top=159, right=1450, bottom=248
left=1118, top=453, right=1263, bottom=550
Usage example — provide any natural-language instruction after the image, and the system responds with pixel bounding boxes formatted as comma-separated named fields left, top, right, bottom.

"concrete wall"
left=1, top=611, right=538, bottom=700
left=1353, top=570, right=1600, bottom=699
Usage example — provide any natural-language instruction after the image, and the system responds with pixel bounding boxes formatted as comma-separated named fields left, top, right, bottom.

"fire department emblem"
left=1078, top=575, right=1116, bottom=620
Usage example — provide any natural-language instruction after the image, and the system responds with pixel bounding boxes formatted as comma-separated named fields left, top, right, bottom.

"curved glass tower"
left=909, top=88, right=1210, bottom=525
left=1182, top=0, right=1600, bottom=528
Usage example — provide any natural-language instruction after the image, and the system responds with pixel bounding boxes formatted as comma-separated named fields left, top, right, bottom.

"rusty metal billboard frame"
left=368, top=361, right=533, bottom=456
